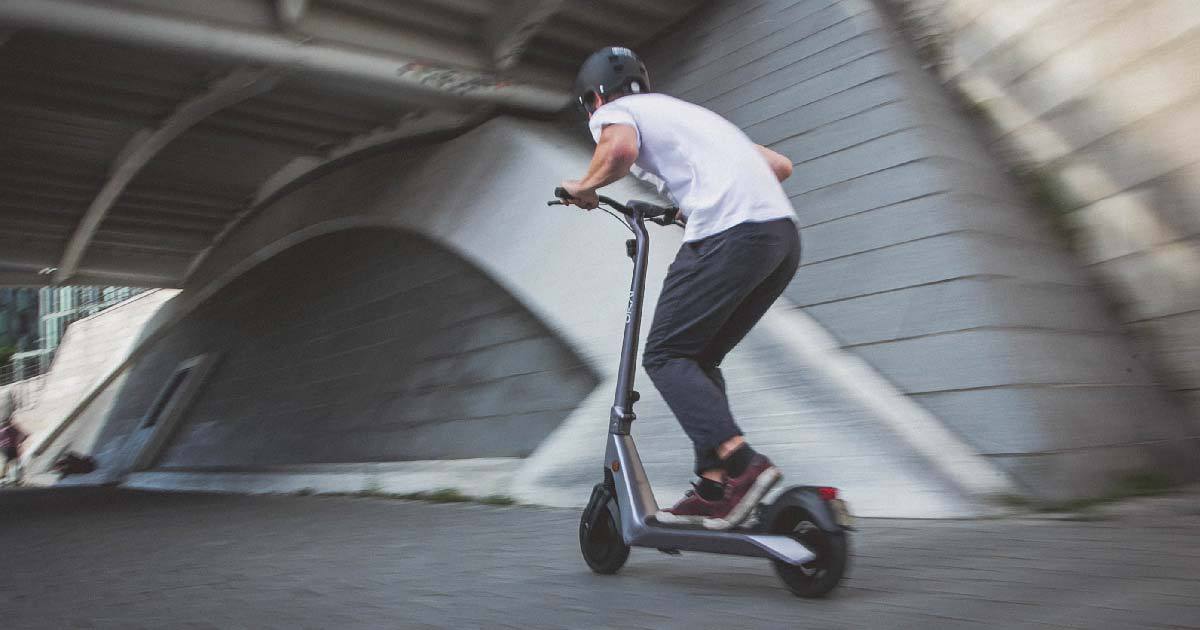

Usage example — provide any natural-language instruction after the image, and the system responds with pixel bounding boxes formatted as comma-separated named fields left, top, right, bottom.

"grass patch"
left=877, top=0, right=951, bottom=74
left=1110, top=471, right=1174, bottom=498
left=1008, top=163, right=1082, bottom=249
left=994, top=493, right=1034, bottom=509
left=419, top=488, right=472, bottom=503
left=1036, top=498, right=1101, bottom=514
left=997, top=471, right=1177, bottom=515
left=478, top=494, right=517, bottom=506
left=310, top=486, right=518, bottom=507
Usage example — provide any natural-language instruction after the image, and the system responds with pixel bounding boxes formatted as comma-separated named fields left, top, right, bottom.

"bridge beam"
left=0, top=0, right=571, bottom=112
left=52, top=67, right=280, bottom=284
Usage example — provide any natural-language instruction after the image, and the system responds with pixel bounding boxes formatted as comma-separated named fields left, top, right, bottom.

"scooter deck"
left=643, top=513, right=768, bottom=533
left=628, top=522, right=816, bottom=565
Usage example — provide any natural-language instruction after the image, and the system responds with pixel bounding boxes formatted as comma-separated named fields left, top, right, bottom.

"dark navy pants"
left=642, top=218, right=801, bottom=476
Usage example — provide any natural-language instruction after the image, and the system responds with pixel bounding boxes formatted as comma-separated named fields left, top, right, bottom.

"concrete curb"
left=123, top=459, right=522, bottom=498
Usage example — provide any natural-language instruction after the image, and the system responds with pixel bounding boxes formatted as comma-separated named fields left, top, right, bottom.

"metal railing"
left=0, top=349, right=55, bottom=386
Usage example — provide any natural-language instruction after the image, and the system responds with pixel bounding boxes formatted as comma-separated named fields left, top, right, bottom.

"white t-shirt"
left=588, top=93, right=796, bottom=242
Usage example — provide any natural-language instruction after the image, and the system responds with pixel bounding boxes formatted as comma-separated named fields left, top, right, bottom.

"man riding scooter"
left=560, top=47, right=800, bottom=530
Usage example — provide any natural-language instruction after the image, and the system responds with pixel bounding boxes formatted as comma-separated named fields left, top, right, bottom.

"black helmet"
left=573, top=46, right=650, bottom=114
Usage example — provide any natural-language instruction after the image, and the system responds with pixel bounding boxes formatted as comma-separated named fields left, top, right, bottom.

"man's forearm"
left=562, top=124, right=639, bottom=207
left=575, top=125, right=640, bottom=192
left=576, top=147, right=636, bottom=192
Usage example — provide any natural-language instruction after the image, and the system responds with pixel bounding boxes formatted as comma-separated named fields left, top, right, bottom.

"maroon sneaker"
left=653, top=484, right=728, bottom=528
left=721, top=454, right=782, bottom=528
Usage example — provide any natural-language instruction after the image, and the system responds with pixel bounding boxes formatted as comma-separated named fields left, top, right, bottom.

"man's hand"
left=560, top=180, right=600, bottom=209
left=756, top=144, right=793, bottom=182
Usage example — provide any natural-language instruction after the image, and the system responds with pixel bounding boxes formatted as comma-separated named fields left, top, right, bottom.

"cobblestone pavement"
left=2, top=488, right=1199, bottom=629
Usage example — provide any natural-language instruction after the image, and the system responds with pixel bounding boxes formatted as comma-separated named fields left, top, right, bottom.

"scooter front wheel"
left=769, top=505, right=848, bottom=598
left=579, top=491, right=630, bottom=574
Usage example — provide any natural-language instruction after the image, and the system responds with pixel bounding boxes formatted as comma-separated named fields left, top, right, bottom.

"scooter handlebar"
left=547, top=188, right=684, bottom=227
left=552, top=187, right=621, bottom=210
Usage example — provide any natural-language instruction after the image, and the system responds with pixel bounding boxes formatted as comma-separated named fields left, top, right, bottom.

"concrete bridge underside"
left=9, top=0, right=1198, bottom=514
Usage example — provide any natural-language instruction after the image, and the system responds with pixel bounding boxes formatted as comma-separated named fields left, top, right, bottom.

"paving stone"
left=2, top=488, right=1199, bottom=630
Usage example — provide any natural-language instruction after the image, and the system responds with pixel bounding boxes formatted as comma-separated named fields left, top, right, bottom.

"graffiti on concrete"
left=396, top=62, right=513, bottom=97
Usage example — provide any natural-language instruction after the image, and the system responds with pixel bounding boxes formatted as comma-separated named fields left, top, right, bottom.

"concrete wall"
left=914, top=0, right=1200, bottom=435
left=85, top=228, right=596, bottom=470
left=642, top=0, right=1197, bottom=496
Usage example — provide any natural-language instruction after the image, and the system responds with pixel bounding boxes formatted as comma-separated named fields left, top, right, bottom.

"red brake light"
left=818, top=487, right=838, bottom=501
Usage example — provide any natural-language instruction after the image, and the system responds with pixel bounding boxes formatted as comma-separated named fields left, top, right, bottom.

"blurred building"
left=37, top=286, right=145, bottom=354
left=0, top=288, right=39, bottom=351
left=2, top=287, right=145, bottom=383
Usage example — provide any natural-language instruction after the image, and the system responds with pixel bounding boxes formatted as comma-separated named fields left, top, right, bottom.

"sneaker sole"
left=704, top=466, right=782, bottom=531
left=651, top=511, right=707, bottom=527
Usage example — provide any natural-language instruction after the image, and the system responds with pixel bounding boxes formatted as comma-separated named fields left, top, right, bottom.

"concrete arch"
left=85, top=222, right=599, bottom=477
left=179, top=119, right=676, bottom=367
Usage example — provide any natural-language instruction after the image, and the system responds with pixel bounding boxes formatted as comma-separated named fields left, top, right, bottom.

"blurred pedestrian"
left=0, top=390, right=27, bottom=485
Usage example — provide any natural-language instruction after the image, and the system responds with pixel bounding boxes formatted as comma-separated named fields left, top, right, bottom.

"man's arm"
left=561, top=124, right=640, bottom=208
left=756, top=144, right=793, bottom=182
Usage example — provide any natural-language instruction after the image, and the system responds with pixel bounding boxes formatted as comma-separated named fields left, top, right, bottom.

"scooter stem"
left=610, top=211, right=650, bottom=436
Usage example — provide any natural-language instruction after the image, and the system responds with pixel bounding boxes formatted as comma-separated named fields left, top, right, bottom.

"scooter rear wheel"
left=579, top=500, right=630, bottom=574
left=769, top=506, right=848, bottom=598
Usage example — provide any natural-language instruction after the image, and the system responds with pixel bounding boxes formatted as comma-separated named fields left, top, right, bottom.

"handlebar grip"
left=554, top=186, right=572, bottom=200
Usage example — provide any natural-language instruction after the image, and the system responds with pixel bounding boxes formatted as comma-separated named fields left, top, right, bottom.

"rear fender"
left=763, top=486, right=847, bottom=533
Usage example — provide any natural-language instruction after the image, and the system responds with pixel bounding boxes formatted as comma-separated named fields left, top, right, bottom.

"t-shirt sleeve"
left=588, top=103, right=641, bottom=147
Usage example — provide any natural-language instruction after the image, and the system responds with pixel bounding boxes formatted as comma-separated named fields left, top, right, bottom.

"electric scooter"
left=549, top=187, right=852, bottom=598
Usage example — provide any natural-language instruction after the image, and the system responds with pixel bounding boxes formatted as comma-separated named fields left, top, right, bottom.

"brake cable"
left=599, top=206, right=635, bottom=234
